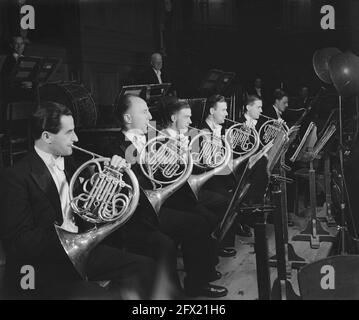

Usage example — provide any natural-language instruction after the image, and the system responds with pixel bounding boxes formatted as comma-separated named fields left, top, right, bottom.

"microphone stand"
left=336, top=95, right=358, bottom=254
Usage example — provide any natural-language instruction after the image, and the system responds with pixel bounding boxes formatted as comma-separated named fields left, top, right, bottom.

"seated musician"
left=160, top=99, right=237, bottom=256
left=102, top=94, right=228, bottom=298
left=0, top=102, right=156, bottom=299
left=199, top=95, right=236, bottom=193
left=137, top=52, right=175, bottom=96
left=239, top=95, right=263, bottom=131
left=263, top=88, right=289, bottom=122
left=202, top=94, right=269, bottom=237
left=235, top=95, right=267, bottom=236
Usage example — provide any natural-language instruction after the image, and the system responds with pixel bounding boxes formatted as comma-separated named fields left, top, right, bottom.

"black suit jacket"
left=259, top=105, right=285, bottom=129
left=0, top=151, right=80, bottom=293
left=200, top=120, right=226, bottom=137
left=263, top=105, right=280, bottom=120
left=138, top=67, right=170, bottom=85
left=101, top=131, right=159, bottom=229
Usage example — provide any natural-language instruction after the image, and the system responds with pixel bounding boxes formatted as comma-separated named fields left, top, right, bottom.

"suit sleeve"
left=0, top=169, right=66, bottom=262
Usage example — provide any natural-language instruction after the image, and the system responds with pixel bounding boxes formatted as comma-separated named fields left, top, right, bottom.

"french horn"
left=258, top=115, right=289, bottom=147
left=139, top=124, right=193, bottom=215
left=55, top=145, right=139, bottom=279
left=225, top=118, right=261, bottom=175
left=186, top=126, right=232, bottom=200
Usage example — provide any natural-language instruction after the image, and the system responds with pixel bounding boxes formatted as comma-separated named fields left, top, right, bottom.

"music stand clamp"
left=291, top=123, right=336, bottom=249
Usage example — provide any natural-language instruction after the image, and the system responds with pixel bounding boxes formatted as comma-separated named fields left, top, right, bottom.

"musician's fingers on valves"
left=110, top=154, right=129, bottom=169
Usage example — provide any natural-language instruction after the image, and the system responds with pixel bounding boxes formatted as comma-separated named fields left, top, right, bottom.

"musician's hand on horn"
left=110, top=155, right=129, bottom=170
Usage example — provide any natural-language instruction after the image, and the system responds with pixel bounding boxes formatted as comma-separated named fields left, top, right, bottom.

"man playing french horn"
left=0, top=102, right=157, bottom=299
left=159, top=98, right=238, bottom=256
left=102, top=94, right=229, bottom=298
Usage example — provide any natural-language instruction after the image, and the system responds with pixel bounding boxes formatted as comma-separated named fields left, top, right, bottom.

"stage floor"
left=0, top=206, right=337, bottom=300
left=181, top=205, right=337, bottom=300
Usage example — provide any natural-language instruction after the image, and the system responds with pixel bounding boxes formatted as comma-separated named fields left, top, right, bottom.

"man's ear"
left=210, top=107, right=215, bottom=115
left=170, top=114, right=176, bottom=123
left=41, top=131, right=52, bottom=144
left=124, top=113, right=132, bottom=124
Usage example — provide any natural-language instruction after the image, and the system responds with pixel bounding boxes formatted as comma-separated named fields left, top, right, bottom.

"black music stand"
left=114, top=83, right=172, bottom=123
left=268, top=126, right=307, bottom=270
left=254, top=132, right=300, bottom=299
left=10, top=56, right=61, bottom=105
left=260, top=131, right=299, bottom=299
left=199, top=69, right=235, bottom=96
left=115, top=83, right=171, bottom=102
left=291, top=122, right=336, bottom=249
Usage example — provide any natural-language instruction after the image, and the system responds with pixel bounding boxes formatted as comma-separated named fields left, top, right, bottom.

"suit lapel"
left=29, top=151, right=63, bottom=225
left=151, top=68, right=160, bottom=84
left=116, top=131, right=138, bottom=161
left=201, top=121, right=213, bottom=133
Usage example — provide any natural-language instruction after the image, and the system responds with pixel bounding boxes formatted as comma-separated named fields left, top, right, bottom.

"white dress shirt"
left=255, top=87, right=262, bottom=98
left=123, top=129, right=147, bottom=154
left=163, top=127, right=190, bottom=150
left=244, top=113, right=258, bottom=129
left=205, top=119, right=223, bottom=138
left=153, top=68, right=163, bottom=84
left=34, top=146, right=78, bottom=233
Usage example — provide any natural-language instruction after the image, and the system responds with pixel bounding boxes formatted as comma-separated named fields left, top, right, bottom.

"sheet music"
left=311, top=123, right=336, bottom=160
left=290, top=122, right=316, bottom=162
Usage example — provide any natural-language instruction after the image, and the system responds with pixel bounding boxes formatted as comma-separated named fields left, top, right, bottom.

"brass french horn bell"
left=55, top=145, right=139, bottom=279
left=139, top=124, right=193, bottom=215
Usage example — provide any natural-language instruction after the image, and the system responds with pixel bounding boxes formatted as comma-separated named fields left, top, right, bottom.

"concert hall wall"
left=0, top=0, right=358, bottom=114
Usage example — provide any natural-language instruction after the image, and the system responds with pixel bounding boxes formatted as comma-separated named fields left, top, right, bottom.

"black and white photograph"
left=0, top=0, right=359, bottom=302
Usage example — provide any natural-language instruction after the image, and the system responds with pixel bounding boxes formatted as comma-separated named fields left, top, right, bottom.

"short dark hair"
left=273, top=89, right=288, bottom=102
left=163, top=99, right=191, bottom=127
left=31, top=102, right=72, bottom=140
left=114, top=94, right=135, bottom=129
left=246, top=95, right=261, bottom=106
left=244, top=95, right=261, bottom=113
left=204, top=94, right=226, bottom=118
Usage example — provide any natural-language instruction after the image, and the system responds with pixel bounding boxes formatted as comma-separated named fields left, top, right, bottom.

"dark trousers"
left=164, top=185, right=236, bottom=248
left=108, top=217, right=181, bottom=295
left=116, top=207, right=217, bottom=290
left=4, top=244, right=156, bottom=300
left=158, top=206, right=216, bottom=287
